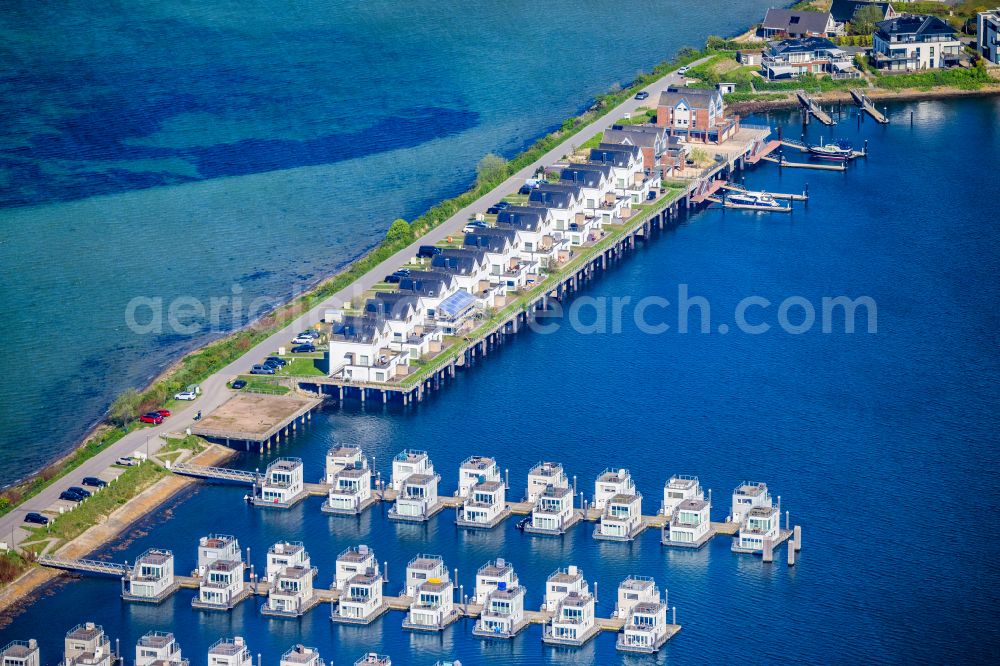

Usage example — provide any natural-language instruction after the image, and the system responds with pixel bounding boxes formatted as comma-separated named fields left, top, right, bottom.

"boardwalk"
left=850, top=89, right=889, bottom=124
left=796, top=91, right=835, bottom=126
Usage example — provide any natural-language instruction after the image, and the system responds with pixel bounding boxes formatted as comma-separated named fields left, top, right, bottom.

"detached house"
left=872, top=14, right=961, bottom=71
left=760, top=9, right=841, bottom=38
left=978, top=9, right=1000, bottom=64
left=657, top=86, right=738, bottom=144
left=829, top=1, right=896, bottom=27
left=762, top=37, right=858, bottom=79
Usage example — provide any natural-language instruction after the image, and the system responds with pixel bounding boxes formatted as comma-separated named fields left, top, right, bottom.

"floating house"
left=0, top=640, right=39, bottom=666
left=403, top=554, right=448, bottom=598
left=334, top=545, right=378, bottom=591
left=390, top=450, right=434, bottom=491
left=594, top=468, right=635, bottom=510
left=135, top=632, right=187, bottom=666
left=731, top=481, right=772, bottom=524
left=266, top=542, right=311, bottom=583
left=279, top=645, right=323, bottom=666
left=354, top=655, right=391, bottom=666
left=207, top=638, right=252, bottom=666
left=63, top=623, right=114, bottom=666
left=543, top=566, right=588, bottom=611
left=595, top=492, right=644, bottom=541
left=525, top=461, right=568, bottom=503
left=614, top=576, right=661, bottom=618
left=526, top=484, right=576, bottom=535
left=474, top=559, right=519, bottom=604
left=472, top=583, right=528, bottom=639
left=617, top=601, right=671, bottom=654
left=457, top=479, right=509, bottom=529
left=543, top=590, right=598, bottom=647
left=123, top=548, right=177, bottom=603
left=389, top=472, right=443, bottom=521
left=325, top=445, right=365, bottom=484
left=457, top=456, right=500, bottom=497
left=197, top=534, right=241, bottom=574
left=734, top=505, right=782, bottom=553
left=262, top=564, right=318, bottom=617
left=402, top=557, right=457, bottom=633
left=665, top=498, right=713, bottom=548
left=332, top=571, right=388, bottom=625
left=323, top=459, right=373, bottom=515
left=255, top=458, right=305, bottom=507
left=661, top=475, right=704, bottom=517
left=193, top=535, right=246, bottom=610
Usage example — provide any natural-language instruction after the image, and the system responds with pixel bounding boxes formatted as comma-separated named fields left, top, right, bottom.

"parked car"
left=647, top=190, right=657, bottom=200
left=263, top=358, right=282, bottom=369
left=464, top=221, right=489, bottom=233
left=299, top=330, right=320, bottom=339
left=157, top=409, right=171, bottom=418
left=82, top=476, right=108, bottom=488
left=417, top=245, right=442, bottom=259
left=23, top=512, right=49, bottom=525
left=60, top=490, right=84, bottom=502
left=67, top=486, right=91, bottom=498
left=384, top=274, right=402, bottom=284
left=265, top=356, right=287, bottom=367
left=634, top=91, right=649, bottom=100
left=139, top=412, right=164, bottom=425
left=291, top=344, right=316, bottom=353
left=174, top=389, right=197, bottom=401
left=678, top=65, right=689, bottom=75
left=116, top=456, right=137, bottom=466
left=392, top=269, right=411, bottom=279
left=231, top=379, right=247, bottom=390
left=518, top=185, right=532, bottom=195
left=250, top=365, right=276, bottom=375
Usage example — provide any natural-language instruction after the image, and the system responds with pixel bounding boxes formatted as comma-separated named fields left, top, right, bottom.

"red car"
left=157, top=409, right=171, bottom=418
left=139, top=412, right=164, bottom=425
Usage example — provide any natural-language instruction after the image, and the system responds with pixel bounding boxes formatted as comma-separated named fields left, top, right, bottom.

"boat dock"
left=850, top=89, right=889, bottom=124
left=796, top=91, right=835, bottom=126
left=721, top=183, right=808, bottom=201
left=760, top=155, right=847, bottom=172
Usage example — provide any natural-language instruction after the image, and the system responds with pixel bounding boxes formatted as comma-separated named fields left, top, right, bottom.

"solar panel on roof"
left=437, top=290, right=476, bottom=319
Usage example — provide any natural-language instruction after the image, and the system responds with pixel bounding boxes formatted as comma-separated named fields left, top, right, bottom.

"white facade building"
left=543, top=590, right=597, bottom=646
left=474, top=559, right=519, bottom=604
left=324, top=463, right=373, bottom=514
left=135, top=632, right=186, bottom=666
left=389, top=472, right=442, bottom=521
left=527, top=484, right=575, bottom=534
left=325, top=445, right=365, bottom=484
left=404, top=554, right=448, bottom=598
left=207, top=638, right=251, bottom=666
left=63, top=624, right=113, bottom=666
left=735, top=505, right=782, bottom=553
left=279, top=645, right=323, bottom=666
left=457, top=480, right=508, bottom=528
left=872, top=14, right=962, bottom=71
left=333, top=571, right=387, bottom=624
left=731, top=481, right=772, bottom=524
left=256, top=458, right=304, bottom=506
left=473, top=584, right=527, bottom=638
left=263, top=564, right=317, bottom=616
left=391, top=450, right=434, bottom=491
left=266, top=542, right=310, bottom=582
left=404, top=578, right=456, bottom=631
left=1, top=640, right=39, bottom=666
left=543, top=566, right=588, bottom=611
left=979, top=9, right=1000, bottom=64
left=661, top=475, right=704, bottom=517
left=666, top=498, right=713, bottom=547
left=457, top=456, right=500, bottom=497
left=594, top=468, right=635, bottom=510
left=335, top=545, right=378, bottom=591
left=595, top=493, right=644, bottom=541
left=525, top=461, right=568, bottom=503
left=123, top=548, right=176, bottom=602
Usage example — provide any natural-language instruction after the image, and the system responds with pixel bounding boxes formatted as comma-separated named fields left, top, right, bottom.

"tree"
left=849, top=4, right=885, bottom=36
left=385, top=218, right=413, bottom=246
left=109, top=388, right=142, bottom=427
left=476, top=153, right=508, bottom=187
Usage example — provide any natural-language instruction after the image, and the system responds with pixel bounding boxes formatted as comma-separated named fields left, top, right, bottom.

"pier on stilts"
left=850, top=89, right=889, bottom=124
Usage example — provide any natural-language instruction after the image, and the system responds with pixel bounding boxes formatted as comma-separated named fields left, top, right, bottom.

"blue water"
left=0, top=0, right=778, bottom=485
left=2, top=99, right=998, bottom=663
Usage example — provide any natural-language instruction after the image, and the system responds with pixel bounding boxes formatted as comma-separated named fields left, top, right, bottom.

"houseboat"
left=542, top=565, right=588, bottom=611
left=456, top=479, right=509, bottom=529
left=388, top=472, right=444, bottom=521
left=207, top=638, right=252, bottom=666
left=661, top=475, right=703, bottom=517
left=403, top=577, right=458, bottom=631
left=403, top=554, right=449, bottom=598
left=334, top=545, right=378, bottom=591
left=617, top=601, right=671, bottom=654
left=135, top=632, right=186, bottom=666
left=0, top=640, right=39, bottom=666
left=594, top=468, right=635, bottom=510
left=525, top=461, right=568, bottom=503
left=123, top=548, right=178, bottom=603
left=542, top=590, right=598, bottom=647
left=323, top=461, right=374, bottom=515
left=331, top=571, right=388, bottom=625
left=390, top=449, right=434, bottom=491
left=457, top=456, right=500, bottom=497
left=265, top=542, right=310, bottom=583
left=474, top=559, right=519, bottom=604
left=472, top=583, right=528, bottom=639
left=613, top=576, right=661, bottom=619
left=731, top=481, right=772, bottom=524
left=595, top=492, right=645, bottom=541
left=524, top=484, right=577, bottom=535
left=354, top=655, right=391, bottom=666
left=254, top=458, right=305, bottom=508
left=63, top=624, right=114, bottom=666
left=279, top=645, right=323, bottom=666
left=262, top=564, right=319, bottom=617
left=193, top=534, right=247, bottom=611
left=325, top=445, right=365, bottom=484
left=733, top=504, right=783, bottom=554
left=664, top=498, right=713, bottom=548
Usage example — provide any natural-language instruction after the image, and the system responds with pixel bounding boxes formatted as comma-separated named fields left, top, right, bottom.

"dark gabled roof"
left=398, top=271, right=453, bottom=297
left=332, top=314, right=385, bottom=343
left=769, top=36, right=840, bottom=55
left=464, top=227, right=516, bottom=253
left=560, top=163, right=611, bottom=188
left=590, top=143, right=641, bottom=167
left=762, top=9, right=833, bottom=35
left=432, top=250, right=481, bottom=275
left=829, top=0, right=893, bottom=25
left=876, top=14, right=956, bottom=39
left=529, top=183, right=582, bottom=209
left=603, top=124, right=666, bottom=149
left=658, top=86, right=721, bottom=111
left=496, top=206, right=545, bottom=231
left=364, top=292, right=419, bottom=321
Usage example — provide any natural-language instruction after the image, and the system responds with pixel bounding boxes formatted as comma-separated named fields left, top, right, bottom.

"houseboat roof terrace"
left=407, top=554, right=444, bottom=570
left=277, top=565, right=312, bottom=580
left=666, top=475, right=699, bottom=490
left=460, top=455, right=496, bottom=471
left=540, top=485, right=573, bottom=500
left=619, top=575, right=656, bottom=592
left=337, top=545, right=373, bottom=562
left=734, top=481, right=768, bottom=496
left=137, top=632, right=175, bottom=648
left=200, top=534, right=237, bottom=548
left=136, top=548, right=172, bottom=565
left=529, top=461, right=564, bottom=477
left=66, top=623, right=104, bottom=640
left=329, top=444, right=362, bottom=458
left=632, top=601, right=665, bottom=614
left=0, top=641, right=37, bottom=659
left=419, top=579, right=452, bottom=593
left=208, top=638, right=246, bottom=656
left=598, top=468, right=630, bottom=483
left=281, top=646, right=322, bottom=665
left=269, top=541, right=305, bottom=556
left=404, top=473, right=437, bottom=487
left=560, top=591, right=592, bottom=607
left=677, top=498, right=709, bottom=512
left=478, top=559, right=513, bottom=578
left=473, top=480, right=504, bottom=493
left=395, top=449, right=428, bottom=463
left=548, top=567, right=584, bottom=584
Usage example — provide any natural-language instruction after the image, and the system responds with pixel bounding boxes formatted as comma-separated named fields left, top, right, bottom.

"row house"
left=656, top=86, right=739, bottom=144
left=327, top=314, right=404, bottom=383
left=364, top=291, right=442, bottom=361
left=589, top=142, right=654, bottom=203
left=604, top=124, right=687, bottom=176
left=496, top=206, right=568, bottom=269
left=123, top=548, right=177, bottom=602
left=762, top=37, right=859, bottom=80
left=528, top=183, right=594, bottom=246
left=463, top=227, right=533, bottom=293
left=559, top=162, right=632, bottom=227
left=430, top=247, right=499, bottom=307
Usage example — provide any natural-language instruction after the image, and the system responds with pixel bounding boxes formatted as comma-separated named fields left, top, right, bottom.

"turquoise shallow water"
left=1, top=100, right=999, bottom=663
left=0, top=0, right=777, bottom=484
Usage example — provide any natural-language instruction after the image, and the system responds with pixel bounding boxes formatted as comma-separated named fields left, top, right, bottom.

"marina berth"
left=594, top=468, right=636, bottom=510
left=0, top=640, right=39, bottom=666
left=325, top=445, right=365, bottom=484
left=123, top=548, right=178, bottom=603
left=265, top=542, right=311, bottom=583
left=594, top=492, right=645, bottom=541
left=331, top=571, right=388, bottom=625
left=63, top=623, right=114, bottom=666
left=731, top=481, right=772, bottom=524
left=262, top=564, right=319, bottom=617
left=456, top=479, right=510, bottom=529
left=390, top=450, right=434, bottom=491
left=525, top=461, right=568, bottom=503
left=388, top=472, right=444, bottom=521
left=254, top=458, right=306, bottom=508
left=402, top=577, right=458, bottom=632
left=525, top=484, right=577, bottom=535
left=279, top=645, right=323, bottom=666
left=206, top=637, right=252, bottom=666
left=334, top=545, right=378, bottom=592
left=733, top=505, right=782, bottom=554
left=664, top=498, right=714, bottom=548
left=474, top=559, right=519, bottom=604
left=542, top=590, right=598, bottom=647
left=457, top=456, right=500, bottom=497
left=661, top=475, right=703, bottom=517
left=323, top=459, right=374, bottom=515
left=135, top=631, right=187, bottom=666
left=472, top=583, right=528, bottom=639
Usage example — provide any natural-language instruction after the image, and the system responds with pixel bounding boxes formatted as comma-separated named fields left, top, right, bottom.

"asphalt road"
left=0, top=61, right=700, bottom=550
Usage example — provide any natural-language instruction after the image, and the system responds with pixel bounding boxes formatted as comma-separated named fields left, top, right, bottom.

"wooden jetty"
left=761, top=155, right=847, bottom=172
left=850, top=89, right=889, bottom=124
left=796, top=91, right=835, bottom=126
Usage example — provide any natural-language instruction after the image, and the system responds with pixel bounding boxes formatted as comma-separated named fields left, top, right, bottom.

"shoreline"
left=0, top=443, right=235, bottom=620
left=728, top=84, right=1000, bottom=115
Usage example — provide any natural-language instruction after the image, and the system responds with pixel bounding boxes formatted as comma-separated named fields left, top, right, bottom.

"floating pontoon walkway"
left=761, top=155, right=847, bottom=172
left=796, top=91, right=835, bottom=126
left=850, top=89, right=889, bottom=124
